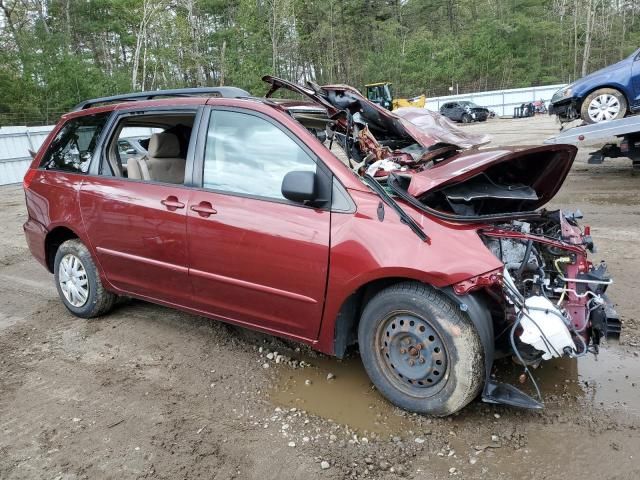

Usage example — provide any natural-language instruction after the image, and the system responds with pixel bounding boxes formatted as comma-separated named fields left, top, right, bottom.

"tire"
left=581, top=88, right=627, bottom=124
left=358, top=282, right=485, bottom=416
left=54, top=239, right=116, bottom=318
left=461, top=114, right=472, bottom=124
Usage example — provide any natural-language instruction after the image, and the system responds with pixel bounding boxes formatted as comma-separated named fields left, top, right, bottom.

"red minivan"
left=23, top=79, right=619, bottom=416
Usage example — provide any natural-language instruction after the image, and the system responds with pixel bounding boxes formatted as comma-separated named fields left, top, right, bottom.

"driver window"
left=203, top=110, right=316, bottom=201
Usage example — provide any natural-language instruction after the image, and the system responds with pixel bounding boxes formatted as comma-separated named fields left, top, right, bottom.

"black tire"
left=461, top=113, right=472, bottom=124
left=580, top=88, right=627, bottom=124
left=358, top=282, right=485, bottom=416
left=53, top=239, right=116, bottom=318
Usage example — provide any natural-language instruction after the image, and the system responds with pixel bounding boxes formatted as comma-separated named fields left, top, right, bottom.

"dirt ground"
left=1, top=116, right=639, bottom=480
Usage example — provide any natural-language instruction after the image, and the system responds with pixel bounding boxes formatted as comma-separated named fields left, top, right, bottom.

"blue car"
left=550, top=47, right=640, bottom=124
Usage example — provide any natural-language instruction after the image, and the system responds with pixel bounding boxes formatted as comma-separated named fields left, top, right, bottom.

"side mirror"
left=281, top=170, right=317, bottom=204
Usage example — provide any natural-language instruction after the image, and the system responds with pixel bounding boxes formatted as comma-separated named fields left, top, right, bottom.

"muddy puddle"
left=271, top=346, right=639, bottom=432
left=270, top=354, right=413, bottom=434
left=495, top=346, right=640, bottom=414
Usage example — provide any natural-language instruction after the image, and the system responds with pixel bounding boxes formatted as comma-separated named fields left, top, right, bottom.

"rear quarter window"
left=40, top=113, right=110, bottom=173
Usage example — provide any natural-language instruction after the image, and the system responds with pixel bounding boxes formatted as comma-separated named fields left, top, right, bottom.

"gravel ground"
left=1, top=115, right=639, bottom=480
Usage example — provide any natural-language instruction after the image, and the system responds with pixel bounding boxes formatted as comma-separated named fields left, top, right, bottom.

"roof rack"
left=72, top=86, right=251, bottom=111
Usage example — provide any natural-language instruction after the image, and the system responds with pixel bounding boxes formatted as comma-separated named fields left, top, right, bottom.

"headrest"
left=148, top=132, right=181, bottom=158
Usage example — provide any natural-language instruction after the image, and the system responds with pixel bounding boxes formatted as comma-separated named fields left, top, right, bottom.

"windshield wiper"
left=363, top=174, right=429, bottom=242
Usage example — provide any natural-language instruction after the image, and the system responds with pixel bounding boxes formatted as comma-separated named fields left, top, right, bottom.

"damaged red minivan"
left=23, top=79, right=619, bottom=416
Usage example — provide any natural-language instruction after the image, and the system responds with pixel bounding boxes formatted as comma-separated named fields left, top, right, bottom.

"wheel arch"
left=330, top=271, right=494, bottom=357
left=44, top=225, right=80, bottom=273
left=332, top=276, right=409, bottom=358
left=331, top=276, right=500, bottom=365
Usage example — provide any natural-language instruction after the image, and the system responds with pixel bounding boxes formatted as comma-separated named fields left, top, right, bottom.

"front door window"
left=203, top=110, right=316, bottom=201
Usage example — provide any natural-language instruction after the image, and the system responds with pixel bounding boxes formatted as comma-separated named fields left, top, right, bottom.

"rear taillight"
left=23, top=168, right=38, bottom=190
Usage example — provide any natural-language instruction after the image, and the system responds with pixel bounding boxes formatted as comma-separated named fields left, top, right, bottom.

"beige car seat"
left=127, top=132, right=186, bottom=184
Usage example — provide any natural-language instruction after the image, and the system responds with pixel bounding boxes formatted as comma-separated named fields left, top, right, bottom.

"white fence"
left=0, top=126, right=54, bottom=186
left=425, top=84, right=567, bottom=117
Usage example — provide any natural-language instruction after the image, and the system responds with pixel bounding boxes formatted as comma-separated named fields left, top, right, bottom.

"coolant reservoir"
left=519, top=296, right=576, bottom=360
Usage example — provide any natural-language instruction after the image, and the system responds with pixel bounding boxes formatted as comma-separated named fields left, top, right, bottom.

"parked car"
left=439, top=100, right=490, bottom=123
left=23, top=80, right=618, bottom=416
left=550, top=47, right=640, bottom=124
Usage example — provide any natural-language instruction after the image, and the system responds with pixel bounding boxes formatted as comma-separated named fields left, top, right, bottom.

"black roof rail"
left=72, top=86, right=251, bottom=111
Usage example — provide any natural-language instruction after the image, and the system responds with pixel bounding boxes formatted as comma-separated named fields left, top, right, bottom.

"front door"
left=186, top=108, right=331, bottom=340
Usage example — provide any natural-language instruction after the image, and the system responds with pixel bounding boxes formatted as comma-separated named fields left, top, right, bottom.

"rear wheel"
left=358, top=282, right=485, bottom=416
left=461, top=113, right=472, bottom=124
left=581, top=88, right=627, bottom=124
left=54, top=239, right=116, bottom=318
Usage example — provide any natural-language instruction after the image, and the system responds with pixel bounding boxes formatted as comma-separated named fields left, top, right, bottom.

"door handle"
left=190, top=201, right=218, bottom=217
left=161, top=196, right=185, bottom=211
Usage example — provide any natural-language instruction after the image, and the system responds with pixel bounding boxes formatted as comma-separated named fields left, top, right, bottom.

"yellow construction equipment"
left=364, top=82, right=426, bottom=111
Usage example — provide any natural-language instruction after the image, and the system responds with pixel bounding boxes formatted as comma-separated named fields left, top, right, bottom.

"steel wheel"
left=376, top=311, right=448, bottom=396
left=359, top=282, right=485, bottom=415
left=58, top=253, right=89, bottom=307
left=587, top=94, right=621, bottom=123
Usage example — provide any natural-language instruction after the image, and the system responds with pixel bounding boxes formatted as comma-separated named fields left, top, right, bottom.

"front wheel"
left=358, top=282, right=485, bottom=416
left=461, top=113, right=472, bottom=124
left=581, top=88, right=627, bottom=124
left=54, top=239, right=116, bottom=318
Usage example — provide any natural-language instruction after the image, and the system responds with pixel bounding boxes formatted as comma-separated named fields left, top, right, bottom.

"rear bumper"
left=23, top=217, right=48, bottom=269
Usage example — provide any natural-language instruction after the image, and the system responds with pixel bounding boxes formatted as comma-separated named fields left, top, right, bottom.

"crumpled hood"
left=263, top=76, right=489, bottom=150
left=405, top=144, right=577, bottom=213
left=393, top=107, right=490, bottom=149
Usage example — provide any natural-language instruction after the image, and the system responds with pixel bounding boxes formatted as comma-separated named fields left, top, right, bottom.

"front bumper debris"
left=550, top=99, right=579, bottom=122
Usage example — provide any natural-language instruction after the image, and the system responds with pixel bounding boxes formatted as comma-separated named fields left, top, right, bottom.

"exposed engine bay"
left=478, top=213, right=620, bottom=404
left=484, top=215, right=618, bottom=353
left=263, top=75, right=620, bottom=408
